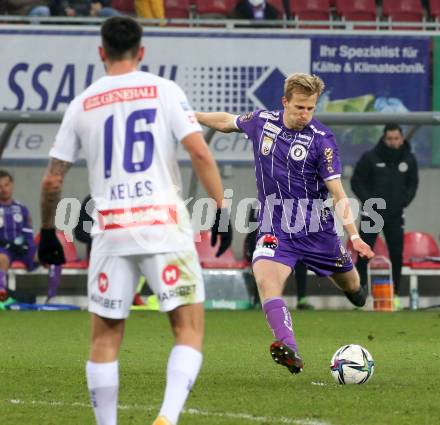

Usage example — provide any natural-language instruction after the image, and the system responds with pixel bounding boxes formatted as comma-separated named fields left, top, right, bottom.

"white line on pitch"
left=5, top=399, right=330, bottom=425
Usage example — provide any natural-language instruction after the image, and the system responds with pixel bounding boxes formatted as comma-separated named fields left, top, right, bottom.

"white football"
left=330, top=344, right=374, bottom=385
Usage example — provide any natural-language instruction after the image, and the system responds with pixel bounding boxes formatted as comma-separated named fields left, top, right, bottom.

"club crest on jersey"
left=13, top=213, right=23, bottom=223
left=253, top=234, right=279, bottom=259
left=263, top=122, right=282, bottom=135
left=261, top=135, right=274, bottom=156
left=398, top=162, right=409, bottom=172
left=290, top=144, right=307, bottom=161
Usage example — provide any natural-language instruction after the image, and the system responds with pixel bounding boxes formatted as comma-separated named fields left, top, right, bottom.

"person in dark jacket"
left=231, top=0, right=280, bottom=21
left=351, top=123, right=419, bottom=306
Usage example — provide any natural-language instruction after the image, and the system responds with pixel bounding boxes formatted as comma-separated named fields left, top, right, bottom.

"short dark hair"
left=0, top=170, right=13, bottom=181
left=383, top=123, right=402, bottom=135
left=101, top=17, right=143, bottom=61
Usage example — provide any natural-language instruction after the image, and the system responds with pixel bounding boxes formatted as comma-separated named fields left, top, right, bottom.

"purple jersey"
left=0, top=200, right=34, bottom=247
left=236, top=109, right=342, bottom=240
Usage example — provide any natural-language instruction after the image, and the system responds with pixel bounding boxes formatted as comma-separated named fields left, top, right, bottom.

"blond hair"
left=284, top=73, right=325, bottom=100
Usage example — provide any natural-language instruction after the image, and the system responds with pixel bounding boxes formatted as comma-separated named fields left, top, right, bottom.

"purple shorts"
left=0, top=246, right=38, bottom=271
left=252, top=230, right=353, bottom=277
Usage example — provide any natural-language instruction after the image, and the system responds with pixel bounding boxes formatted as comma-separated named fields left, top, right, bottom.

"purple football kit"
left=0, top=201, right=36, bottom=269
left=235, top=109, right=353, bottom=276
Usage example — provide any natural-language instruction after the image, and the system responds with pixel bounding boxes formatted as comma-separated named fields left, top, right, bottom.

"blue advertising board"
left=311, top=36, right=431, bottom=166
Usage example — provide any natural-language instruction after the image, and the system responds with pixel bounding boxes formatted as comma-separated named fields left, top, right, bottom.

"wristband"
left=350, top=234, right=361, bottom=242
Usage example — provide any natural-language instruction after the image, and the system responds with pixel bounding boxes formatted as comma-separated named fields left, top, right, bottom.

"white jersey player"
left=39, top=17, right=232, bottom=425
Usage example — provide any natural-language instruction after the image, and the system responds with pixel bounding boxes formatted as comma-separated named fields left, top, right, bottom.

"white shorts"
left=87, top=250, right=205, bottom=319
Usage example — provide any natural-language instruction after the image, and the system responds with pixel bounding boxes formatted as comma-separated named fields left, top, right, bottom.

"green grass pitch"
left=1, top=310, right=439, bottom=425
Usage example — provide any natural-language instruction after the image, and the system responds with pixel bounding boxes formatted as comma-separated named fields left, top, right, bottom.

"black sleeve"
left=402, top=154, right=419, bottom=208
left=74, top=195, right=93, bottom=245
left=350, top=152, right=372, bottom=204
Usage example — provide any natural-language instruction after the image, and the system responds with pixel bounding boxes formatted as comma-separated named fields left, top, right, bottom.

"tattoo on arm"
left=48, top=158, right=72, bottom=177
left=41, top=159, right=71, bottom=228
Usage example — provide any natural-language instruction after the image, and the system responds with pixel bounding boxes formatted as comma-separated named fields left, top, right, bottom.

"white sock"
left=159, top=345, right=203, bottom=425
left=86, top=360, right=119, bottom=425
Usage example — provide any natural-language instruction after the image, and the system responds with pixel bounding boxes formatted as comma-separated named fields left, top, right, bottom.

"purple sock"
left=0, top=270, right=6, bottom=291
left=48, top=265, right=62, bottom=298
left=263, top=297, right=298, bottom=352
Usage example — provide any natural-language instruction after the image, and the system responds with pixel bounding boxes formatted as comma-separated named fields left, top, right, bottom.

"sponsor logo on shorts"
left=157, top=284, right=196, bottom=302
left=257, top=234, right=279, bottom=249
left=335, top=244, right=351, bottom=267
left=98, top=272, right=109, bottom=294
left=253, top=234, right=279, bottom=259
left=290, top=144, right=307, bottom=161
left=90, top=293, right=123, bottom=310
left=162, top=264, right=180, bottom=286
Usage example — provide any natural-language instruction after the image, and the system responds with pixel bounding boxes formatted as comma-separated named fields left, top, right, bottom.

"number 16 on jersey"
left=103, top=108, right=157, bottom=179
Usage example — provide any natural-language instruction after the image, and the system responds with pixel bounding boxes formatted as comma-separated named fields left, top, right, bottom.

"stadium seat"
left=194, top=230, right=248, bottom=269
left=35, top=231, right=88, bottom=270
left=10, top=260, right=26, bottom=269
left=382, top=0, right=424, bottom=29
left=336, top=0, right=377, bottom=27
left=194, top=0, right=234, bottom=18
left=429, top=0, right=440, bottom=21
left=347, top=235, right=389, bottom=268
left=267, top=0, right=285, bottom=17
left=289, top=0, right=331, bottom=28
left=403, top=231, right=440, bottom=267
left=164, top=0, right=191, bottom=19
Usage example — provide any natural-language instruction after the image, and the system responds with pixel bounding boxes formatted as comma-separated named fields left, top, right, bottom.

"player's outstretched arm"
left=325, top=178, right=374, bottom=260
left=195, top=112, right=239, bottom=133
left=39, top=158, right=72, bottom=265
left=182, top=131, right=233, bottom=256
